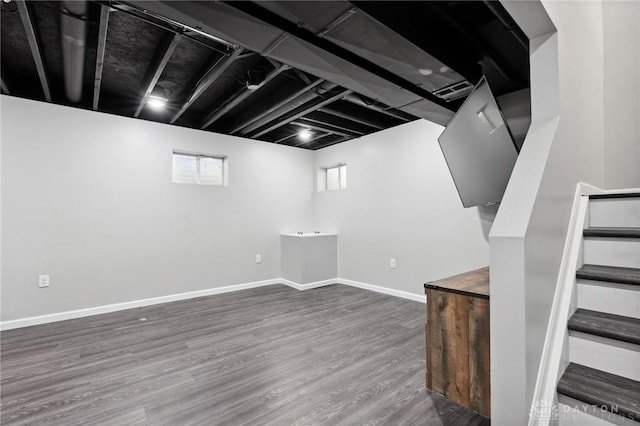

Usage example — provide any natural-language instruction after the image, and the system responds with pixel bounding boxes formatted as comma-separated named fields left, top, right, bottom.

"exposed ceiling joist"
left=1, top=76, right=9, bottom=94
left=236, top=51, right=257, bottom=60
left=274, top=132, right=298, bottom=144
left=299, top=116, right=365, bottom=136
left=169, top=48, right=243, bottom=124
left=423, top=1, right=525, bottom=88
left=221, top=1, right=454, bottom=112
left=293, top=69, right=311, bottom=85
left=200, top=63, right=290, bottom=129
left=16, top=0, right=51, bottom=102
left=291, top=120, right=356, bottom=138
left=135, top=32, right=182, bottom=117
left=96, top=0, right=237, bottom=53
left=482, top=0, right=528, bottom=50
left=1, top=64, right=9, bottom=94
left=251, top=89, right=353, bottom=138
left=343, top=94, right=413, bottom=122
left=318, top=106, right=385, bottom=130
left=93, top=5, right=110, bottom=110
left=231, top=79, right=326, bottom=135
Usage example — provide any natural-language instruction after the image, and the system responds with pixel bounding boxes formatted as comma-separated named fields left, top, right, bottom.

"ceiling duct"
left=125, top=0, right=455, bottom=125
left=60, top=1, right=88, bottom=103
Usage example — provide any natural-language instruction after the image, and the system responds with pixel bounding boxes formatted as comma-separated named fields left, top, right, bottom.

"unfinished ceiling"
left=0, top=0, right=529, bottom=150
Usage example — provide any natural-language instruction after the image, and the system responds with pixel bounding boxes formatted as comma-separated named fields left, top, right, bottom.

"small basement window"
left=172, top=151, right=227, bottom=186
left=318, top=164, right=347, bottom=191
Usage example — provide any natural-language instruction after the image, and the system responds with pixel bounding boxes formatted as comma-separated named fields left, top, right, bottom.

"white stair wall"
left=569, top=334, right=640, bottom=381
left=577, top=280, right=640, bottom=318
left=583, top=238, right=640, bottom=269
left=589, top=198, right=640, bottom=227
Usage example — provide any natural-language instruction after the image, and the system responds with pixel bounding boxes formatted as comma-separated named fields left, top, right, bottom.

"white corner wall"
left=1, top=96, right=315, bottom=322
left=314, top=119, right=490, bottom=296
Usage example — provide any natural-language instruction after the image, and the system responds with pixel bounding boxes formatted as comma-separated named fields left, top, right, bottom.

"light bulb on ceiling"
left=298, top=129, right=313, bottom=141
left=246, top=71, right=263, bottom=91
left=147, top=96, right=168, bottom=110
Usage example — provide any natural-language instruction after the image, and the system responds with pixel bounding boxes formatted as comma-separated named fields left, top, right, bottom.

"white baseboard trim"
left=280, top=278, right=337, bottom=291
left=0, top=277, right=424, bottom=331
left=337, top=278, right=425, bottom=303
left=0, top=278, right=281, bottom=331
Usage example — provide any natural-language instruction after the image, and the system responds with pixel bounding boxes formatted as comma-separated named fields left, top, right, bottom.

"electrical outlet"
left=390, top=258, right=396, bottom=269
left=256, top=254, right=262, bottom=264
left=38, top=275, right=50, bottom=288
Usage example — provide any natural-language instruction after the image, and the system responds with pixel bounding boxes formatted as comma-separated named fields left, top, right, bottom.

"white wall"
left=602, top=0, right=640, bottom=188
left=1, top=96, right=315, bottom=322
left=314, top=119, right=490, bottom=296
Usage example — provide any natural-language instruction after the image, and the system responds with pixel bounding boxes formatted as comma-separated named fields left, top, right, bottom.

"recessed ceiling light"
left=418, top=68, right=433, bottom=76
left=147, top=96, right=168, bottom=110
left=298, top=129, right=313, bottom=141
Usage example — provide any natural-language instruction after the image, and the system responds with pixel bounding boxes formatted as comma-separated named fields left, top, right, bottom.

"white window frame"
left=172, top=150, right=228, bottom=186
left=318, top=163, right=347, bottom=191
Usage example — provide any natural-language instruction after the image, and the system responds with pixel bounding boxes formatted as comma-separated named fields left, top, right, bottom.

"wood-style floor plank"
left=1, top=284, right=490, bottom=425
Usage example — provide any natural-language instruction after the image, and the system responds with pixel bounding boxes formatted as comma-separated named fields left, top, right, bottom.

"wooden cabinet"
left=424, top=267, right=490, bottom=418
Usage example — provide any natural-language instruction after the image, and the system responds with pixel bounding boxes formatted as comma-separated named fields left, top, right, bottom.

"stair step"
left=577, top=264, right=640, bottom=286
left=557, top=363, right=640, bottom=422
left=568, top=309, right=640, bottom=345
left=590, top=192, right=640, bottom=200
left=584, top=227, right=640, bottom=238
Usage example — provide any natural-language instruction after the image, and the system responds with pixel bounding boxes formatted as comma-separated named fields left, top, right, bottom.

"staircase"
left=557, top=193, right=640, bottom=424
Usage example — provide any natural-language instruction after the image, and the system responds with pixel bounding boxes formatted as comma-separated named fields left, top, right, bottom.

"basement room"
left=1, top=1, right=639, bottom=425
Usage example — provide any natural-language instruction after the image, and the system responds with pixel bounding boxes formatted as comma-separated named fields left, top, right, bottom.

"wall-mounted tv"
left=437, top=77, right=518, bottom=208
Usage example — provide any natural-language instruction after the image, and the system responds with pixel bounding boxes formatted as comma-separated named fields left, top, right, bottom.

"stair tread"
left=589, top=192, right=640, bottom=199
left=584, top=227, right=640, bottom=238
left=577, top=264, right=640, bottom=286
left=568, top=308, right=640, bottom=345
left=558, top=363, right=640, bottom=421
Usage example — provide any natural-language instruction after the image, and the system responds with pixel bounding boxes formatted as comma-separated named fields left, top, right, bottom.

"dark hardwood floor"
left=1, top=284, right=490, bottom=425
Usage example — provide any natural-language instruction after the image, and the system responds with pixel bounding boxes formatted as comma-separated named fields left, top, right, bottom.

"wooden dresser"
left=424, top=267, right=490, bottom=418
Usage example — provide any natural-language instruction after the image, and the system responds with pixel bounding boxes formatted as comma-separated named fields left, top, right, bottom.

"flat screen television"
left=437, top=77, right=518, bottom=208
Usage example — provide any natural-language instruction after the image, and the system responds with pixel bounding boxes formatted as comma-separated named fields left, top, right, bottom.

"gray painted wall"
left=1, top=97, right=315, bottom=321
left=603, top=0, right=640, bottom=188
left=2, top=97, right=491, bottom=322
left=314, top=119, right=491, bottom=296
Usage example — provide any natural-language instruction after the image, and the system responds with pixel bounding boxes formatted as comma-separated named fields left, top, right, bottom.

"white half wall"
left=1, top=96, right=315, bottom=322
left=314, top=119, right=491, bottom=297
